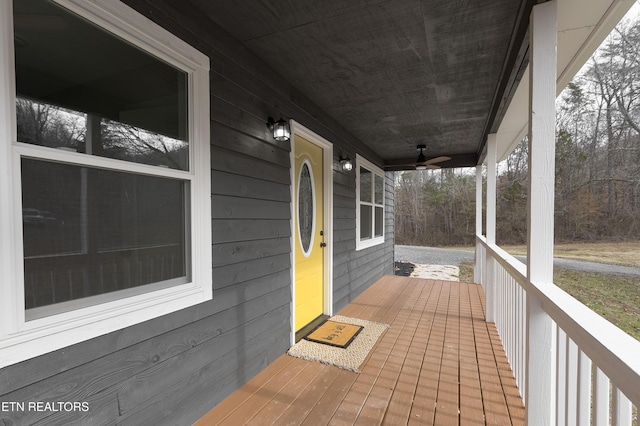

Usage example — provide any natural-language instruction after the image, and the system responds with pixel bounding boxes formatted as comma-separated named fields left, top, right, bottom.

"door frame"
left=289, top=120, right=334, bottom=345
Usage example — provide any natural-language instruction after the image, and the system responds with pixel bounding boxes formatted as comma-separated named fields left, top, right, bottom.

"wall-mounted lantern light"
left=339, top=156, right=353, bottom=171
left=266, top=117, right=290, bottom=142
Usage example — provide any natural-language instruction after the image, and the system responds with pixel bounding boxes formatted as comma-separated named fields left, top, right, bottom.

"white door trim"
left=289, top=121, right=334, bottom=345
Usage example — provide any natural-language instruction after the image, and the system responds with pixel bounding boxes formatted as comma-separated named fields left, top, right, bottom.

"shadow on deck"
left=196, top=276, right=525, bottom=425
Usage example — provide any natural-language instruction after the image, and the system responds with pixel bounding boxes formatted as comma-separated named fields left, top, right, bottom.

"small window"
left=356, top=155, right=385, bottom=250
left=298, top=161, right=315, bottom=256
left=0, top=0, right=211, bottom=366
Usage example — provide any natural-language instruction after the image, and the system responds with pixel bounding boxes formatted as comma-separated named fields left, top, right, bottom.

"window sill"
left=0, top=282, right=210, bottom=368
left=356, top=237, right=385, bottom=251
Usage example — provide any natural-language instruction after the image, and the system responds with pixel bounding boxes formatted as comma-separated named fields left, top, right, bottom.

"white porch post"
left=474, top=165, right=483, bottom=284
left=526, top=1, right=557, bottom=424
left=485, top=134, right=497, bottom=323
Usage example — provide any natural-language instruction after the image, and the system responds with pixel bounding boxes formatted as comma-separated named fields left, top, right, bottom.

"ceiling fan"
left=405, top=145, right=451, bottom=170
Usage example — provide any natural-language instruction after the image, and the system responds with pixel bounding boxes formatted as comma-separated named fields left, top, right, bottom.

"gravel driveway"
left=395, top=245, right=640, bottom=278
left=395, top=245, right=474, bottom=266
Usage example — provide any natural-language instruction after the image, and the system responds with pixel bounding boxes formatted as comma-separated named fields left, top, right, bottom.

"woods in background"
left=396, top=16, right=640, bottom=246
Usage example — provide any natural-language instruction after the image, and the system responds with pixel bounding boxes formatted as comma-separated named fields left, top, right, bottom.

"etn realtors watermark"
left=1, top=401, right=89, bottom=412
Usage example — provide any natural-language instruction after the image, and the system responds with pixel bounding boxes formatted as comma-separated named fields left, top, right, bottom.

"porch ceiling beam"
left=477, top=0, right=540, bottom=163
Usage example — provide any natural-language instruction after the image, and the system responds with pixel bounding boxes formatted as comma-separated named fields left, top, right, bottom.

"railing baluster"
left=68, top=269, right=73, bottom=300
left=566, top=338, right=578, bottom=425
left=50, top=270, right=56, bottom=304
left=113, top=262, right=118, bottom=290
left=592, top=366, right=609, bottom=426
left=612, top=386, right=632, bottom=426
left=125, top=261, right=130, bottom=288
left=30, top=271, right=36, bottom=307
left=520, top=283, right=525, bottom=397
left=577, top=350, right=591, bottom=425
left=557, top=327, right=567, bottom=425
left=99, top=264, right=104, bottom=293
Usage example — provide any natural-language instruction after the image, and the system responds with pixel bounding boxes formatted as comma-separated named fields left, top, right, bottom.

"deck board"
left=458, top=283, right=486, bottom=425
left=195, top=276, right=525, bottom=425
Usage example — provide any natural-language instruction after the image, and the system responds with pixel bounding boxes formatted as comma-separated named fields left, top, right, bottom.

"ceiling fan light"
left=415, top=165, right=427, bottom=170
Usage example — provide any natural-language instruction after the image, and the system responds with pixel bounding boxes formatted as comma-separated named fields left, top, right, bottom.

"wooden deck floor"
left=196, top=276, right=525, bottom=425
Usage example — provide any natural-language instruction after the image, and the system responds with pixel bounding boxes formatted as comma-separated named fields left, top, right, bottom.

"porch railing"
left=476, top=235, right=640, bottom=425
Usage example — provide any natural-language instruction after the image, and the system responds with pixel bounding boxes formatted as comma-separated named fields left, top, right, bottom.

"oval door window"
left=298, top=161, right=314, bottom=256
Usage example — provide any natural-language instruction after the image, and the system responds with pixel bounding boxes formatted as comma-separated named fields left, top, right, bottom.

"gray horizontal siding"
left=0, top=1, right=394, bottom=425
left=331, top=165, right=395, bottom=313
left=213, top=219, right=291, bottom=244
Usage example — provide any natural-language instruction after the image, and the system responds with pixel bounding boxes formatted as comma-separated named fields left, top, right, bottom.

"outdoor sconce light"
left=266, top=117, right=290, bottom=142
left=339, top=156, right=353, bottom=171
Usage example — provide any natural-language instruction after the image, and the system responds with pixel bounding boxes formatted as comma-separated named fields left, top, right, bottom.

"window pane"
left=374, top=206, right=384, bottom=237
left=359, top=167, right=372, bottom=203
left=298, top=163, right=314, bottom=253
left=16, top=98, right=85, bottom=151
left=374, top=174, right=384, bottom=205
left=14, top=0, right=189, bottom=170
left=360, top=205, right=372, bottom=240
left=22, top=159, right=189, bottom=312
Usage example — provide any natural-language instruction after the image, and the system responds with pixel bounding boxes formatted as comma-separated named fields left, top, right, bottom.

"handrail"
left=476, top=235, right=640, bottom=410
left=477, top=236, right=527, bottom=286
left=528, top=279, right=640, bottom=408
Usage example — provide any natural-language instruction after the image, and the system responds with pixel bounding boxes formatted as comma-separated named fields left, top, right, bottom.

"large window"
left=356, top=155, right=385, bottom=250
left=0, top=0, right=211, bottom=366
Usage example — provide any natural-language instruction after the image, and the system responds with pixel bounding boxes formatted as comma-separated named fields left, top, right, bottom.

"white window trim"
left=355, top=154, right=385, bottom=251
left=0, top=0, right=212, bottom=368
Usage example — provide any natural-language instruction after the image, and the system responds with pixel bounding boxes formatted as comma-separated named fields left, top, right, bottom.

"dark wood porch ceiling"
left=192, top=0, right=539, bottom=170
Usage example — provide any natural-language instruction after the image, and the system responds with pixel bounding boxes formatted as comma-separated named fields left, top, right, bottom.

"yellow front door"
left=294, top=135, right=324, bottom=331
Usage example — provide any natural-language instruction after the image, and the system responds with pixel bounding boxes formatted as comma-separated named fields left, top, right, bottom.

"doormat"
left=287, top=315, right=389, bottom=373
left=305, top=320, right=363, bottom=348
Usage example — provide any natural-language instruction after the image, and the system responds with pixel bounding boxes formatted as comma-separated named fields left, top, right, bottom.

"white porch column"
left=486, top=134, right=497, bottom=245
left=474, top=165, right=483, bottom=284
left=485, top=134, right=497, bottom=322
left=526, top=1, right=557, bottom=424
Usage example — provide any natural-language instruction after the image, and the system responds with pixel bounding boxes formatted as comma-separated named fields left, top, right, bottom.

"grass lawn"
left=500, top=241, right=640, bottom=267
left=553, top=268, right=640, bottom=340
left=459, top=260, right=640, bottom=341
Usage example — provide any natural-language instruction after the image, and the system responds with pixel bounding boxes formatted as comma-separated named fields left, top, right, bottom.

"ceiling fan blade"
left=393, top=162, right=422, bottom=167
left=424, top=156, right=452, bottom=165
left=385, top=153, right=451, bottom=170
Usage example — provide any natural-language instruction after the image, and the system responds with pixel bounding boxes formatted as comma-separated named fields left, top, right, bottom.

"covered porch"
left=196, top=276, right=525, bottom=425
